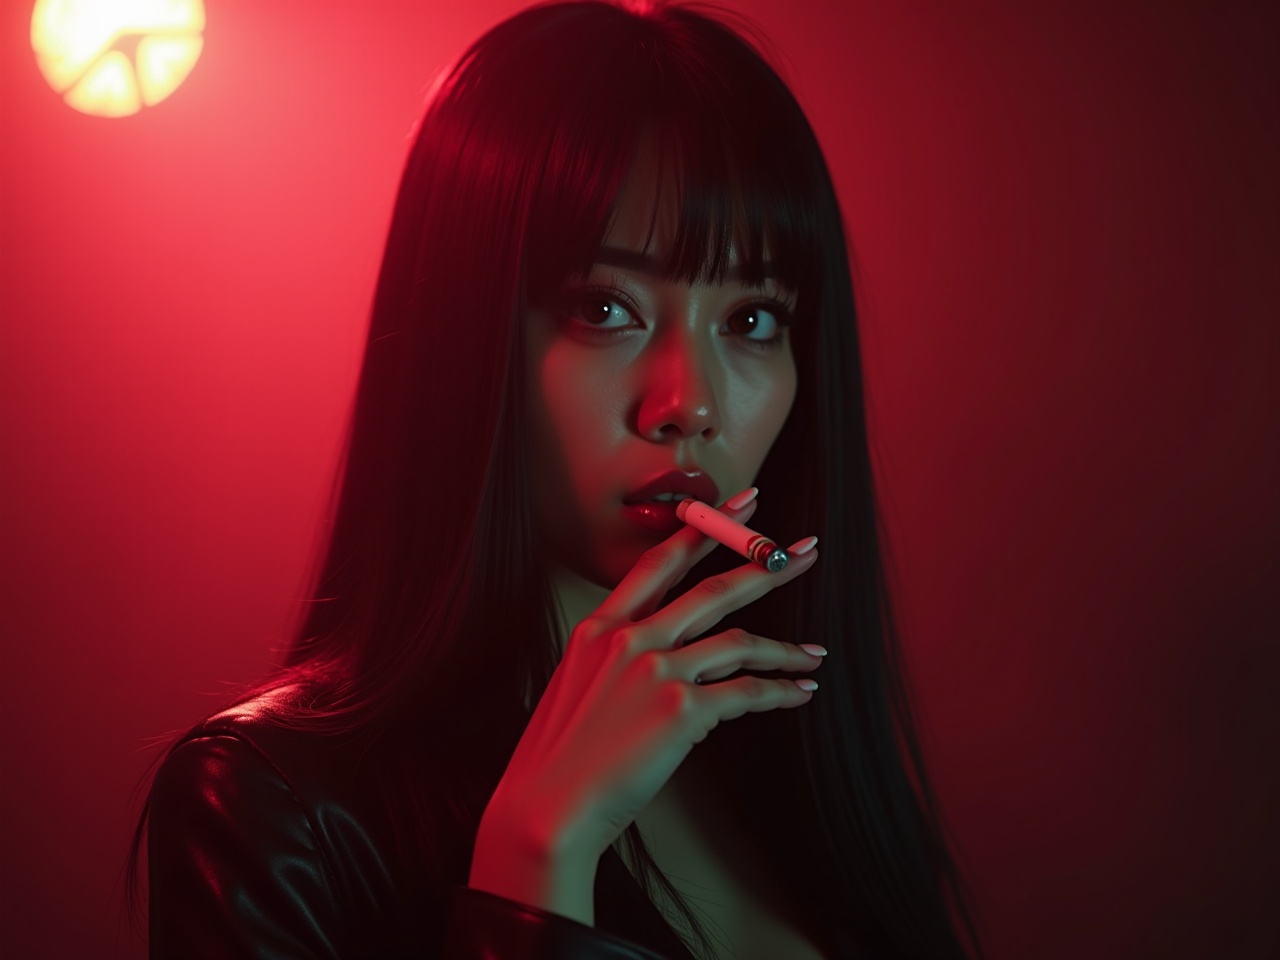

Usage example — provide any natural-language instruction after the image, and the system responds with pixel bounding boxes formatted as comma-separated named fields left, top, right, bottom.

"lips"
left=622, top=469, right=721, bottom=506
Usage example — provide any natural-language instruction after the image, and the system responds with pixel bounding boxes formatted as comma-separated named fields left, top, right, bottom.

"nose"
left=634, top=322, right=721, bottom=442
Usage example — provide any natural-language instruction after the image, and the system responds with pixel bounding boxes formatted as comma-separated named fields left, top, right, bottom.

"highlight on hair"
left=125, top=3, right=986, bottom=956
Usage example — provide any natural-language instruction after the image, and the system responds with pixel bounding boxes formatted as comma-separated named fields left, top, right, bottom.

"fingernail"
left=799, top=643, right=827, bottom=657
left=787, top=535, right=818, bottom=555
left=795, top=679, right=819, bottom=692
left=725, top=486, right=759, bottom=510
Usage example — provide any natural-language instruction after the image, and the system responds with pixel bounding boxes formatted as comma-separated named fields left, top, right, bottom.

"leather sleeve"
left=148, top=734, right=345, bottom=959
left=148, top=733, right=677, bottom=959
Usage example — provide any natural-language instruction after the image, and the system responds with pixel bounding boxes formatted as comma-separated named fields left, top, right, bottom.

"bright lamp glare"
left=31, top=0, right=205, bottom=118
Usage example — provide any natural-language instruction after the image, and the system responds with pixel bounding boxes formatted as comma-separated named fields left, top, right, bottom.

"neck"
left=546, top=560, right=612, bottom=657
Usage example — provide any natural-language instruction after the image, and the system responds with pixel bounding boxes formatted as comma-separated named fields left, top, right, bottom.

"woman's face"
left=525, top=159, right=798, bottom=595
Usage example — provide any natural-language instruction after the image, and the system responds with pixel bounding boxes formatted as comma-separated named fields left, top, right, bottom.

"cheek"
left=731, top=361, right=797, bottom=460
left=530, top=341, right=621, bottom=506
left=539, top=348, right=601, bottom=449
left=527, top=343, right=630, bottom=578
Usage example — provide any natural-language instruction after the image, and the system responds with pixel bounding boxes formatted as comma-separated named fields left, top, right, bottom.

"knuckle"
left=698, top=574, right=734, bottom=599
left=689, top=709, right=719, bottom=743
left=729, top=628, right=756, bottom=650
left=612, top=626, right=646, bottom=658
left=740, top=675, right=768, bottom=699
left=568, top=616, right=604, bottom=646
left=631, top=650, right=668, bottom=682
left=636, top=545, right=677, bottom=572
left=655, top=678, right=697, bottom=718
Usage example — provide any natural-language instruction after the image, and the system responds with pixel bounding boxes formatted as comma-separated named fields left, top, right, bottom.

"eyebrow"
left=593, top=246, right=778, bottom=284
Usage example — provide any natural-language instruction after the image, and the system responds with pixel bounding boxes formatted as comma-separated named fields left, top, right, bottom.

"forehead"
left=600, top=139, right=762, bottom=268
left=601, top=144, right=674, bottom=255
left=604, top=138, right=686, bottom=259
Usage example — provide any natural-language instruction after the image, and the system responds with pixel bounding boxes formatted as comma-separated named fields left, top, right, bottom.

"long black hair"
left=127, top=3, right=985, bottom=957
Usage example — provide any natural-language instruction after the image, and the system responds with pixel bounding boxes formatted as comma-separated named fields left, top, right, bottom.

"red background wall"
left=1, top=2, right=1276, bottom=958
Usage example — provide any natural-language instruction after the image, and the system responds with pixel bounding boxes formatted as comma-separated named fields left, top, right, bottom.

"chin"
left=586, top=542, right=655, bottom=593
left=548, top=522, right=664, bottom=594
left=584, top=554, right=634, bottom=592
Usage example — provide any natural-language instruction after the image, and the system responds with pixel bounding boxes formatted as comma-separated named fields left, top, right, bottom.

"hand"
left=485, top=489, right=822, bottom=866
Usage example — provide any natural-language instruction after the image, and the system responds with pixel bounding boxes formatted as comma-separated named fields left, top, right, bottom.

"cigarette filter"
left=675, top=498, right=789, bottom=572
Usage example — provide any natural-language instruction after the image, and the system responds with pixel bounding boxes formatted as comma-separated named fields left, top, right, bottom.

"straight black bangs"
left=515, top=2, right=826, bottom=323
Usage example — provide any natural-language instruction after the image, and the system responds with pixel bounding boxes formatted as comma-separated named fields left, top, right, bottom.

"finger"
left=694, top=674, right=816, bottom=720
left=595, top=490, right=760, bottom=624
left=641, top=497, right=761, bottom=619
left=670, top=630, right=824, bottom=683
left=616, top=496, right=759, bottom=624
left=658, top=542, right=819, bottom=646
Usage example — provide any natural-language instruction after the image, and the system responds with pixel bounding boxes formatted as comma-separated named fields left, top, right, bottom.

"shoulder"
left=154, top=683, right=340, bottom=812
left=150, top=678, right=482, bottom=870
left=147, top=683, right=419, bottom=955
left=150, top=682, right=408, bottom=890
left=150, top=682, right=364, bottom=866
left=177, top=683, right=336, bottom=784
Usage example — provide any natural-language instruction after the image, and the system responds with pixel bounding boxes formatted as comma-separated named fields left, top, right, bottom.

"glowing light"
left=31, top=0, right=205, bottom=118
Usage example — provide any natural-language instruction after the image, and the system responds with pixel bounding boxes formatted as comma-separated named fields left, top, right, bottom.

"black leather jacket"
left=148, top=687, right=863, bottom=959
left=147, top=690, right=703, bottom=959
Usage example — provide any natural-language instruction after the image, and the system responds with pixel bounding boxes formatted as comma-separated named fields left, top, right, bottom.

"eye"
left=726, top=302, right=791, bottom=350
left=570, top=294, right=634, bottom=330
left=557, top=286, right=793, bottom=353
left=557, top=286, right=643, bottom=338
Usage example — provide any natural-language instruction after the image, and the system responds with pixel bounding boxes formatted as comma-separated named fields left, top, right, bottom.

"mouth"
left=620, top=470, right=720, bottom=535
left=621, top=469, right=720, bottom=507
left=620, top=499, right=688, bottom=534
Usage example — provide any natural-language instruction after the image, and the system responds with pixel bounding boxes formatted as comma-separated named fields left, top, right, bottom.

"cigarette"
left=675, top=498, right=789, bottom=572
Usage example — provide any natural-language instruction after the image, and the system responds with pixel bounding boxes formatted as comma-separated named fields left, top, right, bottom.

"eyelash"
left=558, top=286, right=795, bottom=353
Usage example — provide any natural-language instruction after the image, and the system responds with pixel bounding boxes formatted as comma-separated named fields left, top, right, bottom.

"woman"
left=129, top=2, right=984, bottom=957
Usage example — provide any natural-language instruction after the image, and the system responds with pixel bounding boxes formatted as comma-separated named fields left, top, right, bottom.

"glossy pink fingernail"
left=724, top=486, right=759, bottom=510
left=788, top=536, right=818, bottom=555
